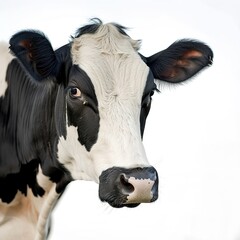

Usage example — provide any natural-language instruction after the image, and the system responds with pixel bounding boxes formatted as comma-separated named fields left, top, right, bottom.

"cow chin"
left=98, top=166, right=159, bottom=208
left=107, top=200, right=140, bottom=208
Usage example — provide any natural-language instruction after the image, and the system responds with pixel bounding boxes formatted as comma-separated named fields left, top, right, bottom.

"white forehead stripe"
left=72, top=23, right=141, bottom=63
left=71, top=23, right=149, bottom=109
left=71, top=23, right=150, bottom=174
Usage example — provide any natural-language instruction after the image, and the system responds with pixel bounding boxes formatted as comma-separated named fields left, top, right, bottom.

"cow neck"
left=0, top=167, right=59, bottom=240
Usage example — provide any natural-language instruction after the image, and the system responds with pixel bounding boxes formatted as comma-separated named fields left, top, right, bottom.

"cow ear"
left=145, top=40, right=213, bottom=83
left=9, top=30, right=58, bottom=81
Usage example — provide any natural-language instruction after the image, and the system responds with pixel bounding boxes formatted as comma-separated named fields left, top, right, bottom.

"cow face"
left=9, top=20, right=213, bottom=207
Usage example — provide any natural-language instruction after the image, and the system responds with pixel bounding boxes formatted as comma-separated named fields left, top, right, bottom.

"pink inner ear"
left=161, top=68, right=177, bottom=79
left=19, top=40, right=33, bottom=59
left=176, top=50, right=203, bottom=68
left=162, top=50, right=204, bottom=80
left=184, top=50, right=203, bottom=58
left=19, top=39, right=31, bottom=48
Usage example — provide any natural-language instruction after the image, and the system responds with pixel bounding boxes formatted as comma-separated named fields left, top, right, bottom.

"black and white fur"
left=0, top=19, right=213, bottom=239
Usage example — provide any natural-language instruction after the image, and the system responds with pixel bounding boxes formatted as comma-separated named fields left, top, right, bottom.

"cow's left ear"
left=144, top=40, right=213, bottom=83
left=9, top=30, right=58, bottom=81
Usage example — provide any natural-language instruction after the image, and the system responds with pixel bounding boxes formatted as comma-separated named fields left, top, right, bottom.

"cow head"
left=9, top=20, right=213, bottom=208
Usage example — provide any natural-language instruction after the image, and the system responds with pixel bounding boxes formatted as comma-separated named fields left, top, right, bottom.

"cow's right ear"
left=9, top=30, right=58, bottom=81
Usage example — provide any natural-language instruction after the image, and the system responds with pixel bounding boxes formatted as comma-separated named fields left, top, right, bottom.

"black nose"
left=99, top=166, right=158, bottom=208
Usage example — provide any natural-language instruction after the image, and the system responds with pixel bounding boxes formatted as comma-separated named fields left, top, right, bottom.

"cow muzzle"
left=99, top=166, right=158, bottom=208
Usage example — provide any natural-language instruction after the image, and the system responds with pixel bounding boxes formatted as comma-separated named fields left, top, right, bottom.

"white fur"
left=0, top=42, right=14, bottom=97
left=35, top=184, right=59, bottom=240
left=58, top=23, right=150, bottom=181
left=58, top=126, right=98, bottom=181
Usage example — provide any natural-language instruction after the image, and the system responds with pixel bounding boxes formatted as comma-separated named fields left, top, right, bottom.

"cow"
left=0, top=19, right=213, bottom=240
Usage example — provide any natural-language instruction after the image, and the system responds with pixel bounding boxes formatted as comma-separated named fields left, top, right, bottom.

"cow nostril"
left=119, top=174, right=134, bottom=195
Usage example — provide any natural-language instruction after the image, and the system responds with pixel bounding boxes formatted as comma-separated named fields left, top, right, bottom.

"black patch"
left=0, top=159, right=45, bottom=203
left=55, top=43, right=73, bottom=86
left=66, top=65, right=100, bottom=151
left=74, top=18, right=103, bottom=38
left=140, top=71, right=157, bottom=137
left=54, top=44, right=73, bottom=138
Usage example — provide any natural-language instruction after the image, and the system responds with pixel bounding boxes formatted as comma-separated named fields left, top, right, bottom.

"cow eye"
left=69, top=87, right=82, bottom=98
left=142, top=95, right=152, bottom=109
left=150, top=90, right=155, bottom=97
left=142, top=90, right=155, bottom=108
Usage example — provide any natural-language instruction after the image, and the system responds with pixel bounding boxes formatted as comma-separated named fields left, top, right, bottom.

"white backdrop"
left=1, top=1, right=240, bottom=240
